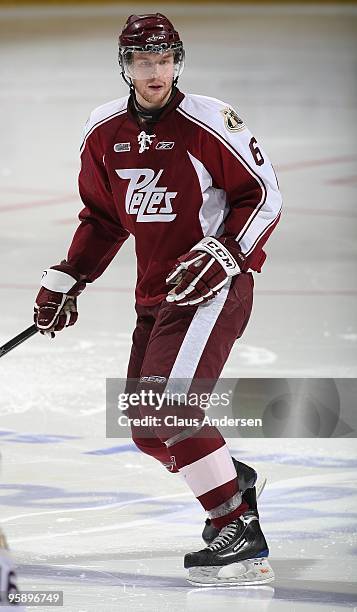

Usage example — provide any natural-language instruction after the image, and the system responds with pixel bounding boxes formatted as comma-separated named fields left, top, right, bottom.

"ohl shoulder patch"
left=221, top=107, right=245, bottom=132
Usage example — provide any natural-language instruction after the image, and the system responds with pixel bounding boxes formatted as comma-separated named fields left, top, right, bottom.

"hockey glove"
left=34, top=262, right=86, bottom=334
left=166, top=236, right=246, bottom=306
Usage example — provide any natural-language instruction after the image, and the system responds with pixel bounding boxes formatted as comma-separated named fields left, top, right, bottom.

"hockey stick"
left=0, top=324, right=38, bottom=359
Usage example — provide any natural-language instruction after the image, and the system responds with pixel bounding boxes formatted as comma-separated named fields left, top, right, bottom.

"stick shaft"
left=0, top=324, right=38, bottom=358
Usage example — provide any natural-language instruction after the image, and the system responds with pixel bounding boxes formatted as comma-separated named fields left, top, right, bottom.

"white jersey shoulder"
left=178, top=93, right=246, bottom=140
left=81, top=96, right=129, bottom=146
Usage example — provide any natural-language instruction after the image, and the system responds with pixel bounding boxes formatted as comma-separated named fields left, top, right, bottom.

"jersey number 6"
left=249, top=137, right=264, bottom=166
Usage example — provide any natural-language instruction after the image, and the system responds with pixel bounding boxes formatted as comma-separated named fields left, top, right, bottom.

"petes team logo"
left=221, top=107, right=245, bottom=132
left=115, top=168, right=177, bottom=222
left=138, top=131, right=156, bottom=154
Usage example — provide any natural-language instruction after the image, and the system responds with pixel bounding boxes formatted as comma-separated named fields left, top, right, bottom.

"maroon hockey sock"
left=132, top=435, right=179, bottom=472
left=165, top=424, right=247, bottom=523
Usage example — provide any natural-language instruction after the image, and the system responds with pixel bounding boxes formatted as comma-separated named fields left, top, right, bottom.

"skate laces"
left=207, top=520, right=240, bottom=552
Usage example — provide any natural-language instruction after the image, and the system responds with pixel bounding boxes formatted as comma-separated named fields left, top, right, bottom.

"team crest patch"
left=114, top=142, right=131, bottom=152
left=221, top=107, right=245, bottom=132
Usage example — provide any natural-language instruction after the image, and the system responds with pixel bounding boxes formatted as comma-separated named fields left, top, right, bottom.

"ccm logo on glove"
left=166, top=236, right=246, bottom=307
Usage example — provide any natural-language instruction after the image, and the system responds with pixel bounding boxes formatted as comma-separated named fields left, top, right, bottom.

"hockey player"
left=33, top=14, right=281, bottom=585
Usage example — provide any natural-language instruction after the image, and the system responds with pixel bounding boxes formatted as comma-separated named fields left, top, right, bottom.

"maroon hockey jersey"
left=67, top=90, right=282, bottom=306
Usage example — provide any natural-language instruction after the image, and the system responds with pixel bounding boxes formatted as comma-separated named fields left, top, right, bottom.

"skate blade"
left=187, top=557, right=275, bottom=587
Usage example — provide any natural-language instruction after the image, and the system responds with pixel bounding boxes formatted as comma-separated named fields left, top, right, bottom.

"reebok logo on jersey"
left=114, top=142, right=131, bottom=152
left=156, top=141, right=175, bottom=150
left=115, top=168, right=177, bottom=222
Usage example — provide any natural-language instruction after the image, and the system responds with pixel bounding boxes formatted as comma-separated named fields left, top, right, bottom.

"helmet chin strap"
left=121, top=70, right=133, bottom=89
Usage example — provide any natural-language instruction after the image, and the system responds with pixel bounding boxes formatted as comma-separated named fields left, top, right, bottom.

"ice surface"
left=0, top=3, right=356, bottom=611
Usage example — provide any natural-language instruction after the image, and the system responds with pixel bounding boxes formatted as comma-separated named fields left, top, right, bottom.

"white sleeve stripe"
left=177, top=106, right=267, bottom=242
left=244, top=204, right=282, bottom=257
left=235, top=193, right=269, bottom=245
left=80, top=109, right=127, bottom=153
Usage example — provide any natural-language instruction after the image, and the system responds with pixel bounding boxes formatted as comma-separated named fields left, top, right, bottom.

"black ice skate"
left=202, top=457, right=265, bottom=545
left=185, top=510, right=274, bottom=586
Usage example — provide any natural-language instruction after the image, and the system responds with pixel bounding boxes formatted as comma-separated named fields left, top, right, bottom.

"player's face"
left=131, top=51, right=175, bottom=109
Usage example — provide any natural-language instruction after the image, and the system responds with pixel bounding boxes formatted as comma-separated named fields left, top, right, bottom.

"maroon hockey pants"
left=126, top=273, right=254, bottom=528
